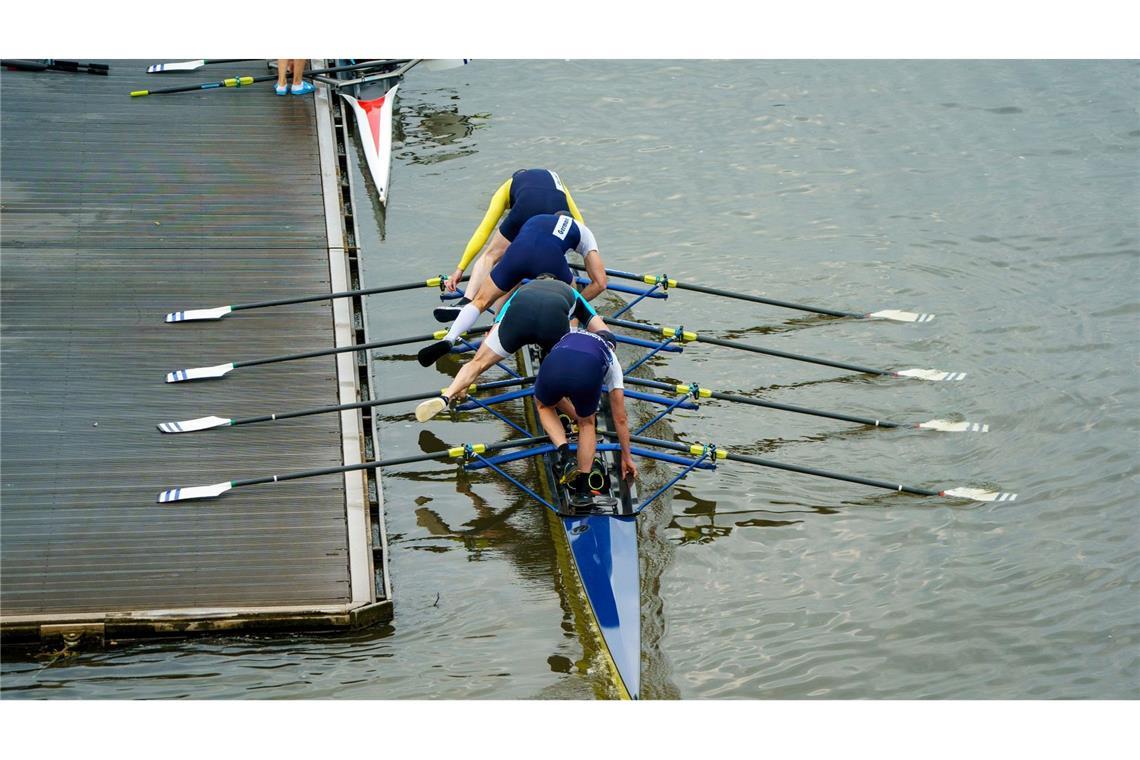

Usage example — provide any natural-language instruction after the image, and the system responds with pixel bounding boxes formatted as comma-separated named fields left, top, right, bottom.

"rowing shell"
left=518, top=344, right=642, bottom=699
left=341, top=84, right=398, bottom=205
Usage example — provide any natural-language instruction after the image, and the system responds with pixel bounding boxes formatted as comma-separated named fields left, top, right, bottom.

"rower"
left=418, top=211, right=607, bottom=367
left=534, top=329, right=637, bottom=507
left=437, top=168, right=588, bottom=323
left=415, top=276, right=608, bottom=422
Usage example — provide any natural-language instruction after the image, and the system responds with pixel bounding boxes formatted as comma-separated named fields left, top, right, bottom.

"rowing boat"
left=332, top=60, right=402, bottom=204
left=157, top=259, right=1016, bottom=700
left=517, top=344, right=642, bottom=699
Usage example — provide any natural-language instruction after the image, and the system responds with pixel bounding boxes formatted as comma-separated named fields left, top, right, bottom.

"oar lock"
left=687, top=442, right=728, bottom=462
left=446, top=443, right=488, bottom=460
left=641, top=273, right=677, bottom=290
left=659, top=325, right=699, bottom=342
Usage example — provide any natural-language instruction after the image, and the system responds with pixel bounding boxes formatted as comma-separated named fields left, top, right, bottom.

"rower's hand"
left=445, top=268, right=464, bottom=293
left=620, top=453, right=638, bottom=482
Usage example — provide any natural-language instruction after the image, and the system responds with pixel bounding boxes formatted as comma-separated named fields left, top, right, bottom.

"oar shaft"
left=233, top=434, right=550, bottom=489
left=232, top=375, right=536, bottom=426
left=623, top=377, right=902, bottom=429
left=575, top=264, right=863, bottom=318
left=694, top=334, right=890, bottom=376
left=671, top=280, right=860, bottom=318
left=234, top=327, right=490, bottom=370
left=607, top=317, right=891, bottom=376
left=719, top=449, right=939, bottom=496
left=229, top=276, right=468, bottom=313
left=613, top=432, right=941, bottom=497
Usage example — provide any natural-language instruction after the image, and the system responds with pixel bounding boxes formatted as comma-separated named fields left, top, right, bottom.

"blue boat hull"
left=563, top=513, right=641, bottom=699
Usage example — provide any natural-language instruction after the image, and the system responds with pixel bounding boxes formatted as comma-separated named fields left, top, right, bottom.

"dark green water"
left=3, top=60, right=1137, bottom=699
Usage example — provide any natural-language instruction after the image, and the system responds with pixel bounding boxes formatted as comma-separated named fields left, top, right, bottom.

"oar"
left=157, top=434, right=549, bottom=503
left=164, top=326, right=490, bottom=383
left=607, top=317, right=965, bottom=381
left=158, top=375, right=534, bottom=433
left=165, top=275, right=467, bottom=322
left=624, top=377, right=987, bottom=433
left=420, top=59, right=471, bottom=72
left=147, top=59, right=261, bottom=73
left=3, top=59, right=109, bottom=75
left=571, top=263, right=933, bottom=323
left=603, top=431, right=1016, bottom=503
left=129, top=59, right=413, bottom=97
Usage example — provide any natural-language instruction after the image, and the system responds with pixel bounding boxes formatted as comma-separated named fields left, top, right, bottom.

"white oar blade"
left=918, top=419, right=989, bottom=433
left=942, top=487, right=1018, bottom=503
left=165, top=363, right=235, bottom=383
left=157, top=481, right=232, bottom=503
left=867, top=309, right=936, bottom=323
left=895, top=368, right=967, bottom=382
left=165, top=306, right=232, bottom=323
left=157, top=416, right=232, bottom=434
left=422, top=58, right=470, bottom=71
left=147, top=59, right=206, bottom=73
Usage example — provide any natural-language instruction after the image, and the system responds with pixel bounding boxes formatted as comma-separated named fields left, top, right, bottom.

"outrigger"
left=157, top=269, right=1016, bottom=699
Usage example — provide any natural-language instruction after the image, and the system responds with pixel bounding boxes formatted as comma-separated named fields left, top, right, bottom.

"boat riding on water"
left=132, top=58, right=470, bottom=206
left=158, top=247, right=1016, bottom=697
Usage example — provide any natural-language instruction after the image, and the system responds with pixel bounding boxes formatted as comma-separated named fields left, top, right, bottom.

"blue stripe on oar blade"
left=564, top=514, right=640, bottom=698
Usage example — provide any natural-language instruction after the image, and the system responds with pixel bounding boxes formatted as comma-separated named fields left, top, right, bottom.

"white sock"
left=444, top=303, right=481, bottom=343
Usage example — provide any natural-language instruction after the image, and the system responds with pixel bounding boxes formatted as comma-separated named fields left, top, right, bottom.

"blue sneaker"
left=290, top=81, right=314, bottom=96
left=274, top=83, right=288, bottom=96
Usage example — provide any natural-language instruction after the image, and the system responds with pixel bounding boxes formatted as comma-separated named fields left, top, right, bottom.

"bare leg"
left=291, top=59, right=305, bottom=87
left=464, top=231, right=509, bottom=304
left=574, top=414, right=598, bottom=475
left=276, top=59, right=289, bottom=88
left=443, top=337, right=506, bottom=402
left=537, top=400, right=569, bottom=449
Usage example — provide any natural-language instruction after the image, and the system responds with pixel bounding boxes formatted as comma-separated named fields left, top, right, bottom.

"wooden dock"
left=0, top=60, right=390, bottom=643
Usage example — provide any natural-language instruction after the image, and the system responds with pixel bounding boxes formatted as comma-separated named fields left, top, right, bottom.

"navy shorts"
left=533, top=340, right=608, bottom=418
left=489, top=243, right=573, bottom=293
left=499, top=188, right=569, bottom=241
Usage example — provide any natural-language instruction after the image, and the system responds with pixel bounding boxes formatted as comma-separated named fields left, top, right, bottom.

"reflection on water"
left=4, top=60, right=1138, bottom=700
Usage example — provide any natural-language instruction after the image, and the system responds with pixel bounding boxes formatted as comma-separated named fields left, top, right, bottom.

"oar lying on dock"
left=607, top=317, right=965, bottom=381
left=165, top=276, right=466, bottom=323
left=157, top=434, right=549, bottom=503
left=131, top=58, right=468, bottom=97
left=146, top=59, right=261, bottom=73
left=623, top=377, right=988, bottom=433
left=571, top=263, right=934, bottom=323
left=601, top=431, right=1016, bottom=503
left=164, top=326, right=490, bottom=383
left=158, top=376, right=535, bottom=433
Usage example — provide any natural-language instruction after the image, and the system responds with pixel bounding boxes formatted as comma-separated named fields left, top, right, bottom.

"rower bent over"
left=438, top=168, right=586, bottom=322
left=416, top=277, right=607, bottom=421
left=533, top=330, right=637, bottom=507
left=418, top=212, right=607, bottom=367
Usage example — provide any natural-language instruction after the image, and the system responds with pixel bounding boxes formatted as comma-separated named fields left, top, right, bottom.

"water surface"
left=3, top=60, right=1137, bottom=699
